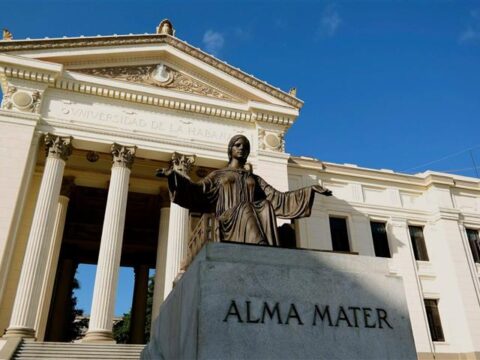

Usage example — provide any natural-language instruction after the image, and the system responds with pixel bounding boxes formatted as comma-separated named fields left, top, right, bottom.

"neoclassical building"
left=0, top=21, right=479, bottom=359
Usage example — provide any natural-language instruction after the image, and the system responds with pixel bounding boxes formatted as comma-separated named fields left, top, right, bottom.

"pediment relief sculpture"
left=77, top=64, right=240, bottom=102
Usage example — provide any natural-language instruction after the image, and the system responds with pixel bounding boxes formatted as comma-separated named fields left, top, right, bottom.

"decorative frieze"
left=78, top=64, right=239, bottom=102
left=111, top=143, right=136, bottom=169
left=44, top=134, right=73, bottom=161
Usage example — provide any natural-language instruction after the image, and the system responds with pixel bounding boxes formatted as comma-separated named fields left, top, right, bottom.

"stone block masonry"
left=144, top=243, right=416, bottom=360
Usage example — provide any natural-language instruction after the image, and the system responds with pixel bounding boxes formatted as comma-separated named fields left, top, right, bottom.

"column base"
left=82, top=330, right=116, bottom=343
left=3, top=326, right=36, bottom=339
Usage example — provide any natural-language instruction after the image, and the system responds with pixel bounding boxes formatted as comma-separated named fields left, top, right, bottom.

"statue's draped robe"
left=167, top=168, right=316, bottom=246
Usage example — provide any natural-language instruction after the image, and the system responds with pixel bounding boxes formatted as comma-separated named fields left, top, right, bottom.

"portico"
left=0, top=22, right=299, bottom=344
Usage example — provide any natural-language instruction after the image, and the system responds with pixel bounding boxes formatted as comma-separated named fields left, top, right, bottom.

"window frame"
left=465, top=228, right=480, bottom=264
left=408, top=225, right=429, bottom=261
left=424, top=298, right=445, bottom=342
left=328, top=215, right=351, bottom=253
left=370, top=221, right=391, bottom=258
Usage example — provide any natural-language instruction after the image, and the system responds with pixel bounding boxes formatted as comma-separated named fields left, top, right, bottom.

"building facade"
left=0, top=22, right=479, bottom=359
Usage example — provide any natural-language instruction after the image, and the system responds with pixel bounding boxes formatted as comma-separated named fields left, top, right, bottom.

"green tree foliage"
left=113, top=312, right=131, bottom=344
left=113, top=275, right=155, bottom=344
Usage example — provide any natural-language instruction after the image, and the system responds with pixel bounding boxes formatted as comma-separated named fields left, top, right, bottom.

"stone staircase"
left=12, top=341, right=145, bottom=359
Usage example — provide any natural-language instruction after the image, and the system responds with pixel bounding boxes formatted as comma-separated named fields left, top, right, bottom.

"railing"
left=181, top=213, right=220, bottom=271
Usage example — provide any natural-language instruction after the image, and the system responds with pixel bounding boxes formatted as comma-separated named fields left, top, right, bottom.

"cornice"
left=289, top=156, right=480, bottom=192
left=52, top=76, right=293, bottom=126
left=0, top=54, right=295, bottom=126
left=0, top=109, right=40, bottom=126
left=0, top=34, right=303, bottom=109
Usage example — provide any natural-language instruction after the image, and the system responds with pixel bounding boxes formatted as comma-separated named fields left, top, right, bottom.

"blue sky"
left=2, top=1, right=480, bottom=315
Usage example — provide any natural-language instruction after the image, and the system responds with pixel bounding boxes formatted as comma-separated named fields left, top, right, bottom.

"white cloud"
left=460, top=27, right=480, bottom=43
left=202, top=30, right=225, bottom=56
left=317, top=4, right=342, bottom=39
left=459, top=9, right=480, bottom=44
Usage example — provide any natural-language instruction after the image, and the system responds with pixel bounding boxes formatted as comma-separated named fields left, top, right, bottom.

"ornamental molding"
left=66, top=57, right=250, bottom=102
left=258, top=129, right=285, bottom=152
left=77, top=64, right=240, bottom=102
left=44, top=133, right=73, bottom=161
left=0, top=34, right=303, bottom=109
left=1, top=85, right=42, bottom=113
left=0, top=66, right=57, bottom=84
left=51, top=77, right=293, bottom=126
left=37, top=119, right=248, bottom=158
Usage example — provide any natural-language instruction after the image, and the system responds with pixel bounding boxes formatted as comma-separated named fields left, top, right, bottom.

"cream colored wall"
left=288, top=161, right=480, bottom=357
left=0, top=112, right=39, bottom=312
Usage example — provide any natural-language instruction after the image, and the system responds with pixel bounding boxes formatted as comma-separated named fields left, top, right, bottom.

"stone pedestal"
left=143, top=243, right=417, bottom=360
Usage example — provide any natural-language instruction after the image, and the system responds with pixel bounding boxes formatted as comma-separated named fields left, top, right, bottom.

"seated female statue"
left=157, top=135, right=332, bottom=246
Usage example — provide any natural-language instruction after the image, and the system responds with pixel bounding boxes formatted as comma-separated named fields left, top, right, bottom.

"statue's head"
left=227, top=135, right=250, bottom=164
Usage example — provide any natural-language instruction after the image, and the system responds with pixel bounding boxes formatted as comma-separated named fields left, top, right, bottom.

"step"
left=13, top=341, right=145, bottom=360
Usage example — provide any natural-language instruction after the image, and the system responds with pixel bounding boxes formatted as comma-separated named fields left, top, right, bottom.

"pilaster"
left=387, top=217, right=433, bottom=354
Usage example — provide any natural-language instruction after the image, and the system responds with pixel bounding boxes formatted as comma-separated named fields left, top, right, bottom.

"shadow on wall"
left=145, top=241, right=416, bottom=360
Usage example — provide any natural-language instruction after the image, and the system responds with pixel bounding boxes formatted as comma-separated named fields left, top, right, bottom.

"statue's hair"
left=227, top=135, right=250, bottom=163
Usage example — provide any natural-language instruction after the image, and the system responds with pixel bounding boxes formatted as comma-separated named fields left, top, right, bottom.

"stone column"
left=162, top=152, right=195, bottom=298
left=129, top=265, right=149, bottom=344
left=83, top=143, right=136, bottom=343
left=151, top=205, right=170, bottom=330
left=5, top=134, right=72, bottom=338
left=35, top=177, right=75, bottom=341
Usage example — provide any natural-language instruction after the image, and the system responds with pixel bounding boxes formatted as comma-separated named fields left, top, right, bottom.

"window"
left=424, top=299, right=445, bottom=342
left=466, top=228, right=480, bottom=263
left=370, top=222, right=391, bottom=258
left=408, top=226, right=429, bottom=261
left=329, top=217, right=350, bottom=252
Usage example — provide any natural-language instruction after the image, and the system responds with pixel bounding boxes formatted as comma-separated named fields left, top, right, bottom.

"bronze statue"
left=157, top=135, right=332, bottom=246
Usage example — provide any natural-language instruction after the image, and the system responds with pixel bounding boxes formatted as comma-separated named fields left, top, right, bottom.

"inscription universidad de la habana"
left=223, top=300, right=394, bottom=329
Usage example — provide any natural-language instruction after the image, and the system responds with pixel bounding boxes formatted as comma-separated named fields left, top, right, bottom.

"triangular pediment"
left=0, top=33, right=303, bottom=110
left=75, top=63, right=242, bottom=103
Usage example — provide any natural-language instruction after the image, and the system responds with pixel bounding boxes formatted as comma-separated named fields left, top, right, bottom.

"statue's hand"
left=312, top=185, right=333, bottom=197
left=155, top=167, right=173, bottom=178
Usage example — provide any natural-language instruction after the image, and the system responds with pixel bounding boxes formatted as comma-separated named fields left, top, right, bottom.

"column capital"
left=111, top=143, right=136, bottom=169
left=44, top=134, right=73, bottom=161
left=170, top=152, right=195, bottom=178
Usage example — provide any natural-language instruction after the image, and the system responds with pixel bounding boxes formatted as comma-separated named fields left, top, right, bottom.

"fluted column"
left=5, top=134, right=72, bottom=338
left=162, top=152, right=195, bottom=298
left=83, top=143, right=136, bottom=343
left=129, top=265, right=149, bottom=344
left=151, top=205, right=170, bottom=331
left=35, top=177, right=75, bottom=341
